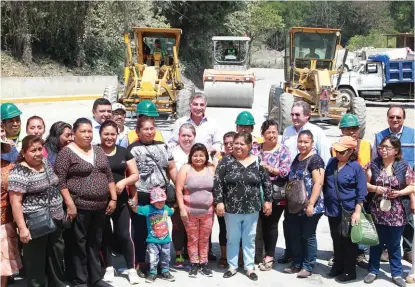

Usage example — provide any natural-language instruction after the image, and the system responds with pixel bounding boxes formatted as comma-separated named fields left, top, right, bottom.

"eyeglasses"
left=377, top=145, right=395, bottom=150
left=388, top=116, right=402, bottom=120
left=291, top=113, right=301, bottom=117
left=335, top=149, right=349, bottom=155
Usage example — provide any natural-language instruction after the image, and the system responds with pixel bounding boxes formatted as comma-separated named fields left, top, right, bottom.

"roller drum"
left=204, top=81, right=254, bottom=108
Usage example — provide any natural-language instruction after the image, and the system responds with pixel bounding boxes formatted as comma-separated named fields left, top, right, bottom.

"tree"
left=389, top=1, right=414, bottom=32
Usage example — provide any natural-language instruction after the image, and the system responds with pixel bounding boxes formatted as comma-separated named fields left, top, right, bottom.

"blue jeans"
left=287, top=213, right=322, bottom=272
left=147, top=243, right=170, bottom=274
left=369, top=224, right=405, bottom=277
left=224, top=212, right=258, bottom=271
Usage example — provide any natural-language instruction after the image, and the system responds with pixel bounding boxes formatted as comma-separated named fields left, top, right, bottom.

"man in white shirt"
left=168, top=92, right=221, bottom=154
left=281, top=101, right=331, bottom=166
left=277, top=100, right=330, bottom=265
left=91, top=98, right=112, bottom=145
left=111, top=103, right=131, bottom=146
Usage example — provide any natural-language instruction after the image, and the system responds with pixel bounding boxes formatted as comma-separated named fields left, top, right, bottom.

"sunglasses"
left=388, top=116, right=402, bottom=120
left=335, top=149, right=349, bottom=155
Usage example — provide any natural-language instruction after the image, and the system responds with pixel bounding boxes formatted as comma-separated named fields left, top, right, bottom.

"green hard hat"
left=1, top=103, right=22, bottom=121
left=136, top=100, right=159, bottom=117
left=235, top=111, right=255, bottom=126
left=339, top=114, right=359, bottom=128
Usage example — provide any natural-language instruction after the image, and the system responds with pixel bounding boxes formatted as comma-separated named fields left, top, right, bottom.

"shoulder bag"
left=285, top=155, right=311, bottom=214
left=144, top=146, right=176, bottom=204
left=334, top=168, right=353, bottom=237
left=24, top=165, right=57, bottom=239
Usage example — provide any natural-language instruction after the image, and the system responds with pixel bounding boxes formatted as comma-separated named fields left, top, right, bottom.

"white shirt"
left=172, top=145, right=189, bottom=171
left=116, top=125, right=131, bottom=146
left=91, top=118, right=102, bottom=146
left=282, top=122, right=331, bottom=166
left=168, top=115, right=222, bottom=151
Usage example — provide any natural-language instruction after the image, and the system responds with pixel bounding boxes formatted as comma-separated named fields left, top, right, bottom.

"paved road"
left=10, top=68, right=414, bottom=286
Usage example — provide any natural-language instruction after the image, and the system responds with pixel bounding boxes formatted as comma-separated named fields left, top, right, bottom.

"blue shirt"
left=323, top=158, right=368, bottom=217
left=1, top=146, right=19, bottom=163
left=137, top=204, right=174, bottom=244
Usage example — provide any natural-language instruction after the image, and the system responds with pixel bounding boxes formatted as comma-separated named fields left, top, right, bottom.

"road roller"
left=203, top=36, right=255, bottom=108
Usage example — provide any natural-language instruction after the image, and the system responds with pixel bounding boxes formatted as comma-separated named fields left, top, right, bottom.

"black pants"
left=328, top=216, right=358, bottom=275
left=282, top=209, right=292, bottom=257
left=63, top=227, right=74, bottom=281
left=22, top=220, right=66, bottom=287
left=132, top=192, right=151, bottom=264
left=218, top=215, right=227, bottom=246
left=171, top=208, right=187, bottom=253
left=102, top=203, right=135, bottom=269
left=261, top=204, right=285, bottom=257
left=403, top=214, right=414, bottom=252
left=72, top=209, right=106, bottom=287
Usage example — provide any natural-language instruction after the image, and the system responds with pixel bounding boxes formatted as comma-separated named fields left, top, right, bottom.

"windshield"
left=213, top=40, right=249, bottom=64
left=293, top=32, right=337, bottom=60
left=143, top=37, right=176, bottom=56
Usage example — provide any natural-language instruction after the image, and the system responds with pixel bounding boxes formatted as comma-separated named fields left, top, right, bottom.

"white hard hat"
left=112, top=103, right=126, bottom=112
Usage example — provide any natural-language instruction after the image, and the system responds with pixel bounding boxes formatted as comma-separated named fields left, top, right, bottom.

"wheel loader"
left=103, top=27, right=194, bottom=118
left=203, top=36, right=255, bottom=108
left=268, top=27, right=367, bottom=137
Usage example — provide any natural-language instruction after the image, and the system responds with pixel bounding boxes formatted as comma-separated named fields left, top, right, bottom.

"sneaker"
left=174, top=255, right=185, bottom=269
left=189, top=263, right=199, bottom=278
left=103, top=267, right=114, bottom=282
left=145, top=273, right=157, bottom=283
left=128, top=268, right=140, bottom=285
left=392, top=276, right=406, bottom=287
left=199, top=263, right=213, bottom=277
left=160, top=271, right=175, bottom=282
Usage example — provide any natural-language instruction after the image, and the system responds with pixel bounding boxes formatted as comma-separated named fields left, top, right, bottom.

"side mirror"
left=367, top=63, right=378, bottom=74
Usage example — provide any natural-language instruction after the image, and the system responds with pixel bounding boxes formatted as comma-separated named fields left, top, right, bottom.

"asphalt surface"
left=9, top=68, right=415, bottom=286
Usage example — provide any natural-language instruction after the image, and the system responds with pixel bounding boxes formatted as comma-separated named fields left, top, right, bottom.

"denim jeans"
left=286, top=213, right=322, bottom=272
left=147, top=243, right=170, bottom=274
left=224, top=212, right=259, bottom=271
left=369, top=224, right=405, bottom=277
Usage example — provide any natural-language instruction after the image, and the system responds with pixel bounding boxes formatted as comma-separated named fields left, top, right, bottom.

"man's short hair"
left=223, top=131, right=236, bottom=141
left=190, top=92, right=207, bottom=104
left=292, top=101, right=311, bottom=116
left=387, top=105, right=406, bottom=119
left=93, top=98, right=112, bottom=111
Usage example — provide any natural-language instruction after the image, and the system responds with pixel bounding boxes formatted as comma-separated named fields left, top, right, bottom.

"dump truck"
left=103, top=27, right=194, bottom=118
left=268, top=27, right=367, bottom=137
left=203, top=36, right=255, bottom=108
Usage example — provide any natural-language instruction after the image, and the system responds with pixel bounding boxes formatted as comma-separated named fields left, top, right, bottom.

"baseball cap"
left=332, top=136, right=357, bottom=152
left=150, top=186, right=167, bottom=204
left=112, top=103, right=126, bottom=112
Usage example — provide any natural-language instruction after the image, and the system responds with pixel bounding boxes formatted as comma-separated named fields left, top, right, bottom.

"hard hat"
left=1, top=103, right=22, bottom=121
left=339, top=114, right=359, bottom=129
left=112, top=103, right=126, bottom=113
left=136, top=100, right=159, bottom=117
left=235, top=111, right=255, bottom=126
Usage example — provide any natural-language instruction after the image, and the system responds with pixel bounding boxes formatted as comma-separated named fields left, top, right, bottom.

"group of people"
left=0, top=92, right=414, bottom=287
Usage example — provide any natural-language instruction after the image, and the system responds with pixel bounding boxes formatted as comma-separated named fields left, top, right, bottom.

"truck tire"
left=268, top=92, right=294, bottom=134
left=103, top=86, right=118, bottom=104
left=351, top=96, right=367, bottom=138
left=176, top=84, right=194, bottom=118
left=268, top=85, right=283, bottom=115
left=338, top=87, right=356, bottom=109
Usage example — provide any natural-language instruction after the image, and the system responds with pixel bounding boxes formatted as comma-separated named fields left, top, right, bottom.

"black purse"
left=334, top=168, right=353, bottom=237
left=144, top=146, right=176, bottom=204
left=24, top=165, right=57, bottom=239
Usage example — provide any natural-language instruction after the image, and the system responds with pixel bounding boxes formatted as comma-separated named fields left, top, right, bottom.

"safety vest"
left=127, top=130, right=164, bottom=145
left=375, top=126, right=415, bottom=168
left=331, top=139, right=371, bottom=168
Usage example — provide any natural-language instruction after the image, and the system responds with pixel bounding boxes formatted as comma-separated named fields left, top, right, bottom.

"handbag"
left=351, top=207, right=379, bottom=246
left=334, top=168, right=353, bottom=237
left=255, top=156, right=265, bottom=206
left=285, top=156, right=311, bottom=214
left=144, top=146, right=176, bottom=204
left=24, top=165, right=57, bottom=239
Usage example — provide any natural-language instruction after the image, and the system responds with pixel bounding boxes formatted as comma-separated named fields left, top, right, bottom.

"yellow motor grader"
left=268, top=27, right=367, bottom=137
left=103, top=27, right=194, bottom=118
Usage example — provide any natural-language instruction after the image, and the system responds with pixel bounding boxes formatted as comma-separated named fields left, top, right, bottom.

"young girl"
left=175, top=143, right=215, bottom=278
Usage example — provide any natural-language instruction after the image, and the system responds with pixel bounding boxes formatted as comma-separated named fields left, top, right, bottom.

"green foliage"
left=389, top=1, right=414, bottom=32
left=346, top=29, right=391, bottom=50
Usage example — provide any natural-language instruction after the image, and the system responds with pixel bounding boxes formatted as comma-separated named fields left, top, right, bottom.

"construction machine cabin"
left=107, top=27, right=193, bottom=118
left=268, top=27, right=367, bottom=137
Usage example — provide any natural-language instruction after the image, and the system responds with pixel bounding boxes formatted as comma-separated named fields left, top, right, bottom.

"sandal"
left=259, top=258, right=274, bottom=271
left=223, top=269, right=237, bottom=278
left=217, top=257, right=228, bottom=269
left=246, top=271, right=258, bottom=281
